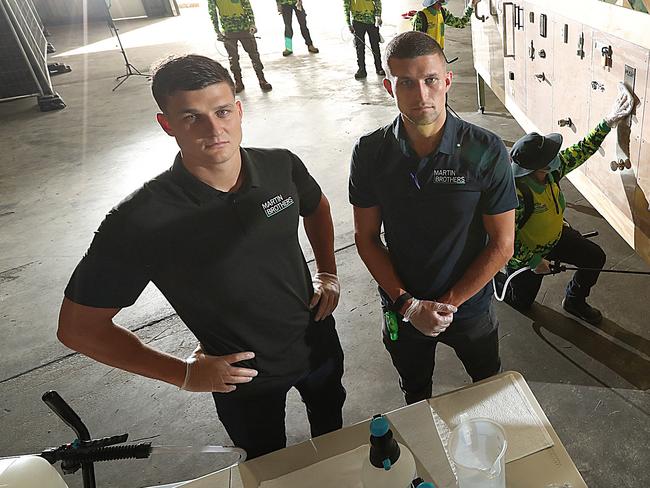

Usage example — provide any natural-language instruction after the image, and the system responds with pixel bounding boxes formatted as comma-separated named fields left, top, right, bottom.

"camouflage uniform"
left=276, top=0, right=315, bottom=50
left=500, top=121, right=611, bottom=310
left=344, top=0, right=382, bottom=73
left=412, top=4, right=473, bottom=50
left=207, top=0, right=266, bottom=85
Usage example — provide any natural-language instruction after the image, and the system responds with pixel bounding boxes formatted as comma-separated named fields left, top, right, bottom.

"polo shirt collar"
left=170, top=148, right=260, bottom=203
left=392, top=110, right=459, bottom=157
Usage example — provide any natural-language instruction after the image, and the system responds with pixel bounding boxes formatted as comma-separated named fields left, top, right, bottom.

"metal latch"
left=577, top=32, right=585, bottom=59
left=623, top=65, right=637, bottom=127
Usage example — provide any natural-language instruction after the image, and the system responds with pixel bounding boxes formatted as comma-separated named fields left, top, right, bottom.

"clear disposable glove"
left=249, top=25, right=258, bottom=35
left=180, top=345, right=258, bottom=393
left=296, top=0, right=303, bottom=11
left=309, top=272, right=340, bottom=321
left=604, top=82, right=634, bottom=127
left=402, top=298, right=457, bottom=337
left=375, top=16, right=382, bottom=26
left=532, top=258, right=551, bottom=275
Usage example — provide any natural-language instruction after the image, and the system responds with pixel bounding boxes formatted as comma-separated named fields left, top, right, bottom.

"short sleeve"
left=348, top=139, right=378, bottom=208
left=480, top=140, right=518, bottom=215
left=290, top=152, right=323, bottom=217
left=64, top=211, right=150, bottom=308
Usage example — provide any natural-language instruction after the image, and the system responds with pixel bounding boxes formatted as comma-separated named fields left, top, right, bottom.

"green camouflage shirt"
left=412, top=5, right=473, bottom=32
left=207, top=0, right=255, bottom=34
left=277, top=0, right=298, bottom=5
left=344, top=0, right=381, bottom=26
left=509, top=120, right=611, bottom=269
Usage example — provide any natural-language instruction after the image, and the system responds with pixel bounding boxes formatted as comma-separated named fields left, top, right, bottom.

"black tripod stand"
left=104, top=0, right=150, bottom=91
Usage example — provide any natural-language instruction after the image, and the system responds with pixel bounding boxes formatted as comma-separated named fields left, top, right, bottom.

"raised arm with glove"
left=604, top=82, right=634, bottom=128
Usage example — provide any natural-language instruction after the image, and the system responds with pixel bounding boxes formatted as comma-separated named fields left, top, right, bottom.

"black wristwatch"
left=390, top=292, right=413, bottom=313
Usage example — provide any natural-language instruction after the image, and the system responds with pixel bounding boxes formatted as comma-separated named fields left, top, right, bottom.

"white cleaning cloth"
left=431, top=375, right=554, bottom=463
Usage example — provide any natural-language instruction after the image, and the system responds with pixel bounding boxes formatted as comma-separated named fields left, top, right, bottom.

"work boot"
left=259, top=78, right=273, bottom=92
left=562, top=297, right=603, bottom=325
left=283, top=36, right=293, bottom=57
left=354, top=68, right=367, bottom=80
left=376, top=68, right=386, bottom=76
left=234, top=78, right=244, bottom=94
left=307, top=44, right=319, bottom=53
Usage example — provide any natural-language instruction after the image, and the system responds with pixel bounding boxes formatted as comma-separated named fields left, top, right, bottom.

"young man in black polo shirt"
left=350, top=32, right=517, bottom=404
left=58, top=54, right=345, bottom=459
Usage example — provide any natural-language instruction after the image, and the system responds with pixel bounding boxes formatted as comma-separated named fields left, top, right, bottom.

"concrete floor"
left=1, top=1, right=649, bottom=487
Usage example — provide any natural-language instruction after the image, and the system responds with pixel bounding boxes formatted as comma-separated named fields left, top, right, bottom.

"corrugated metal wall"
left=31, top=0, right=178, bottom=25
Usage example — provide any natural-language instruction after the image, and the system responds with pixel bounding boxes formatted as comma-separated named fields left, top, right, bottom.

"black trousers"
left=281, top=3, right=313, bottom=46
left=352, top=20, right=381, bottom=71
left=222, top=31, right=264, bottom=80
left=383, top=305, right=501, bottom=405
left=212, top=323, right=345, bottom=459
left=504, top=225, right=606, bottom=310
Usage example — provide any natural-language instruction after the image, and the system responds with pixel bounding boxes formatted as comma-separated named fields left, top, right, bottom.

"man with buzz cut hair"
left=350, top=32, right=517, bottom=404
left=58, top=54, right=345, bottom=459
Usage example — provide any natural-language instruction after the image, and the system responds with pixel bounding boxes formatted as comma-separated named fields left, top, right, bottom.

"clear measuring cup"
left=448, top=418, right=507, bottom=488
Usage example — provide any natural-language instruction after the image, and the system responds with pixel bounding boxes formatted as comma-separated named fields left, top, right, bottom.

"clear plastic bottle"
left=361, top=414, right=417, bottom=488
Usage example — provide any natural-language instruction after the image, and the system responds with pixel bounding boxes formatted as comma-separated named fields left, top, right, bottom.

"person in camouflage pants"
left=500, top=84, right=634, bottom=324
left=344, top=0, right=384, bottom=79
left=207, top=0, right=272, bottom=93
left=276, top=0, right=319, bottom=56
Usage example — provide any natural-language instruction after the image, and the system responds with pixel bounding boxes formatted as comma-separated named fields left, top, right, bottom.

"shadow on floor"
left=524, top=303, right=650, bottom=391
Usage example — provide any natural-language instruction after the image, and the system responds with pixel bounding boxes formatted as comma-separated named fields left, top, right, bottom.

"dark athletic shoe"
left=562, top=297, right=603, bottom=325
left=354, top=68, right=367, bottom=80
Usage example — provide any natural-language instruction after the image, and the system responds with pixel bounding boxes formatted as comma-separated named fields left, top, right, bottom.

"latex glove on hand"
left=403, top=298, right=457, bottom=337
left=604, top=82, right=634, bottom=127
left=375, top=16, right=382, bottom=26
left=249, top=25, right=257, bottom=35
left=309, top=272, right=340, bottom=321
left=180, top=345, right=258, bottom=393
left=532, top=258, right=551, bottom=275
left=296, top=0, right=303, bottom=11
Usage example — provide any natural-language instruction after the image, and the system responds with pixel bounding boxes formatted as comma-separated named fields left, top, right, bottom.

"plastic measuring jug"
left=448, top=418, right=507, bottom=488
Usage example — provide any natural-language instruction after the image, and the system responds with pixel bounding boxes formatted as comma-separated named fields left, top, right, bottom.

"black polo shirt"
left=65, top=148, right=332, bottom=394
left=349, top=112, right=517, bottom=319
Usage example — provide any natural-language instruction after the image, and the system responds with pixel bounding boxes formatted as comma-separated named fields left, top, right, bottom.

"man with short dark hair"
left=350, top=32, right=517, bottom=404
left=58, top=54, right=345, bottom=459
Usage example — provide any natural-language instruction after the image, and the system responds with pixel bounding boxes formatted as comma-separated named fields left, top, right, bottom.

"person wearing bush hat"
left=501, top=83, right=634, bottom=324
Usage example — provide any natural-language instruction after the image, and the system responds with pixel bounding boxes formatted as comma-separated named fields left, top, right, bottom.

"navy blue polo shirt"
left=65, top=148, right=335, bottom=395
left=349, top=112, right=517, bottom=319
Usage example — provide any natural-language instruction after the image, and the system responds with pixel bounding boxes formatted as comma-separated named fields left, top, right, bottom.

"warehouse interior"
left=1, top=0, right=649, bottom=487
